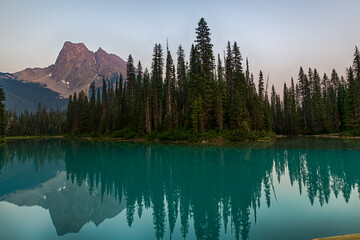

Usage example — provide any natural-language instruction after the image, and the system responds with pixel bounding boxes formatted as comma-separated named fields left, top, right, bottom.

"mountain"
left=14, top=41, right=128, bottom=97
left=0, top=73, right=68, bottom=112
left=0, top=159, right=125, bottom=236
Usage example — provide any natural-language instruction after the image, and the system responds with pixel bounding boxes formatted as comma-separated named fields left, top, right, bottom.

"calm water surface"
left=1, top=138, right=360, bottom=240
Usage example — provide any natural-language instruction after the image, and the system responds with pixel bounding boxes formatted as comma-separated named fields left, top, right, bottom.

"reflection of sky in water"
left=0, top=138, right=360, bottom=240
left=252, top=168, right=360, bottom=240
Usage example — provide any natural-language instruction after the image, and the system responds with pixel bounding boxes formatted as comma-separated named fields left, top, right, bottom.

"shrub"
left=109, top=128, right=137, bottom=139
left=343, top=128, right=360, bottom=137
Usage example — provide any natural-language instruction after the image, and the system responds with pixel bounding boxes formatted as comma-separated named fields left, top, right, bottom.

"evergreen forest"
left=1, top=18, right=360, bottom=141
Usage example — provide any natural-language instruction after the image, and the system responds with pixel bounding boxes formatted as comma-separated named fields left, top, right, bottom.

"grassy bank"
left=61, top=126, right=276, bottom=145
left=5, top=136, right=64, bottom=140
left=6, top=128, right=360, bottom=145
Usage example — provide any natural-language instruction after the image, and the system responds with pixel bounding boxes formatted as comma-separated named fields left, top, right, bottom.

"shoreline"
left=3, top=133, right=360, bottom=144
left=313, top=233, right=360, bottom=240
left=3, top=135, right=272, bottom=146
left=303, top=133, right=360, bottom=140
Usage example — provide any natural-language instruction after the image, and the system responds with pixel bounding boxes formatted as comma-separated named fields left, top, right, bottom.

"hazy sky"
left=0, top=0, right=359, bottom=90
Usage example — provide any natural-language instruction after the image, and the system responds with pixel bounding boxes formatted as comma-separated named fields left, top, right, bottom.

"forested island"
left=0, top=18, right=360, bottom=142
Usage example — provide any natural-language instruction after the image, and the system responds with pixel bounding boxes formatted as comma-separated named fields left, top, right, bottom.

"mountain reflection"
left=0, top=138, right=360, bottom=239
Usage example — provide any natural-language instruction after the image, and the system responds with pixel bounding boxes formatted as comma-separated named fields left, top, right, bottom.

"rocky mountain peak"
left=55, top=41, right=94, bottom=65
left=96, top=47, right=106, bottom=53
left=14, top=41, right=128, bottom=97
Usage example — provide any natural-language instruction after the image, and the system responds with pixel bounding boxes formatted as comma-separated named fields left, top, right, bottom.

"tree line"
left=1, top=18, right=360, bottom=139
left=271, top=48, right=360, bottom=135
left=62, top=18, right=272, bottom=138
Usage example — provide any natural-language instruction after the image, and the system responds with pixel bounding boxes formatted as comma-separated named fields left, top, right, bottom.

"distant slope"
left=0, top=73, right=68, bottom=113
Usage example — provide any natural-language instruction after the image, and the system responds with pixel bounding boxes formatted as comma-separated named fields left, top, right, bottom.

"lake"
left=0, top=138, right=360, bottom=240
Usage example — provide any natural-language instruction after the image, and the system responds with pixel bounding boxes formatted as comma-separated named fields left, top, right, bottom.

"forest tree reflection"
left=1, top=138, right=360, bottom=239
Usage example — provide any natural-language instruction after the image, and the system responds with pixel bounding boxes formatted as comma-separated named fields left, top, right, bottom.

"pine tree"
left=96, top=88, right=101, bottom=131
left=78, top=90, right=90, bottom=134
left=164, top=43, right=175, bottom=129
left=283, top=83, right=290, bottom=133
left=245, top=57, right=250, bottom=86
left=99, top=78, right=107, bottom=134
left=275, top=92, right=283, bottom=133
left=177, top=45, right=187, bottom=121
left=298, top=67, right=311, bottom=131
left=228, top=41, right=249, bottom=128
left=143, top=68, right=152, bottom=133
left=353, top=46, right=360, bottom=80
left=337, top=78, right=346, bottom=130
left=312, top=69, right=326, bottom=133
left=89, top=82, right=96, bottom=132
left=192, top=95, right=205, bottom=132
left=136, top=61, right=145, bottom=134
left=322, top=73, right=329, bottom=100
left=188, top=44, right=204, bottom=132
left=118, top=74, right=124, bottom=129
left=72, top=92, right=79, bottom=133
left=151, top=43, right=164, bottom=131
left=345, top=67, right=360, bottom=128
left=194, top=17, right=216, bottom=129
left=290, top=78, right=299, bottom=134
left=0, top=83, right=6, bottom=137
left=270, top=85, right=283, bottom=133
left=225, top=41, right=234, bottom=102
left=66, top=94, right=74, bottom=133
left=216, top=54, right=227, bottom=131
left=127, top=54, right=136, bottom=125
left=258, top=70, right=264, bottom=101
left=327, top=69, right=340, bottom=131
left=352, top=46, right=360, bottom=126
left=195, top=18, right=214, bottom=80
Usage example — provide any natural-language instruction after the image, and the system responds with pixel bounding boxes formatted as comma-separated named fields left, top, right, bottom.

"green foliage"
left=343, top=128, right=360, bottom=137
left=108, top=128, right=137, bottom=139
left=224, top=122, right=252, bottom=141
left=0, top=83, right=6, bottom=137
left=148, top=128, right=194, bottom=141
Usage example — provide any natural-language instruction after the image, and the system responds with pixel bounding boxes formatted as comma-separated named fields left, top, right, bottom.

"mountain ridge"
left=14, top=41, right=128, bottom=97
left=0, top=72, right=68, bottom=112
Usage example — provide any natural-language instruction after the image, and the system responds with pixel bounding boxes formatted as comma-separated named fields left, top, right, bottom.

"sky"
left=0, top=0, right=359, bottom=91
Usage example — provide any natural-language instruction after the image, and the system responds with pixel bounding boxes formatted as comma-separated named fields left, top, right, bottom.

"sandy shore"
left=313, top=233, right=360, bottom=240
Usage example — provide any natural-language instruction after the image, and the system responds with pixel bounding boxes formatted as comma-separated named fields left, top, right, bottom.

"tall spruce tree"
left=188, top=44, right=204, bottom=132
left=327, top=69, right=340, bottom=131
left=353, top=46, right=360, bottom=80
left=78, top=91, right=90, bottom=134
left=312, top=69, right=326, bottom=133
left=290, top=78, right=299, bottom=134
left=143, top=68, right=152, bottom=133
left=136, top=61, right=145, bottom=134
left=177, top=45, right=187, bottom=120
left=345, top=67, right=360, bottom=128
left=164, top=43, right=175, bottom=129
left=126, top=55, right=136, bottom=126
left=283, top=83, right=290, bottom=133
left=298, top=67, right=311, bottom=131
left=194, top=17, right=215, bottom=129
left=89, top=82, right=96, bottom=132
left=0, top=83, right=6, bottom=137
left=151, top=43, right=164, bottom=131
left=216, top=54, right=227, bottom=131
left=258, top=70, right=264, bottom=101
left=228, top=41, right=249, bottom=128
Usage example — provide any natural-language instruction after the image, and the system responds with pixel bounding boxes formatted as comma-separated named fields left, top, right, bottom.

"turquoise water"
left=0, top=138, right=360, bottom=240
